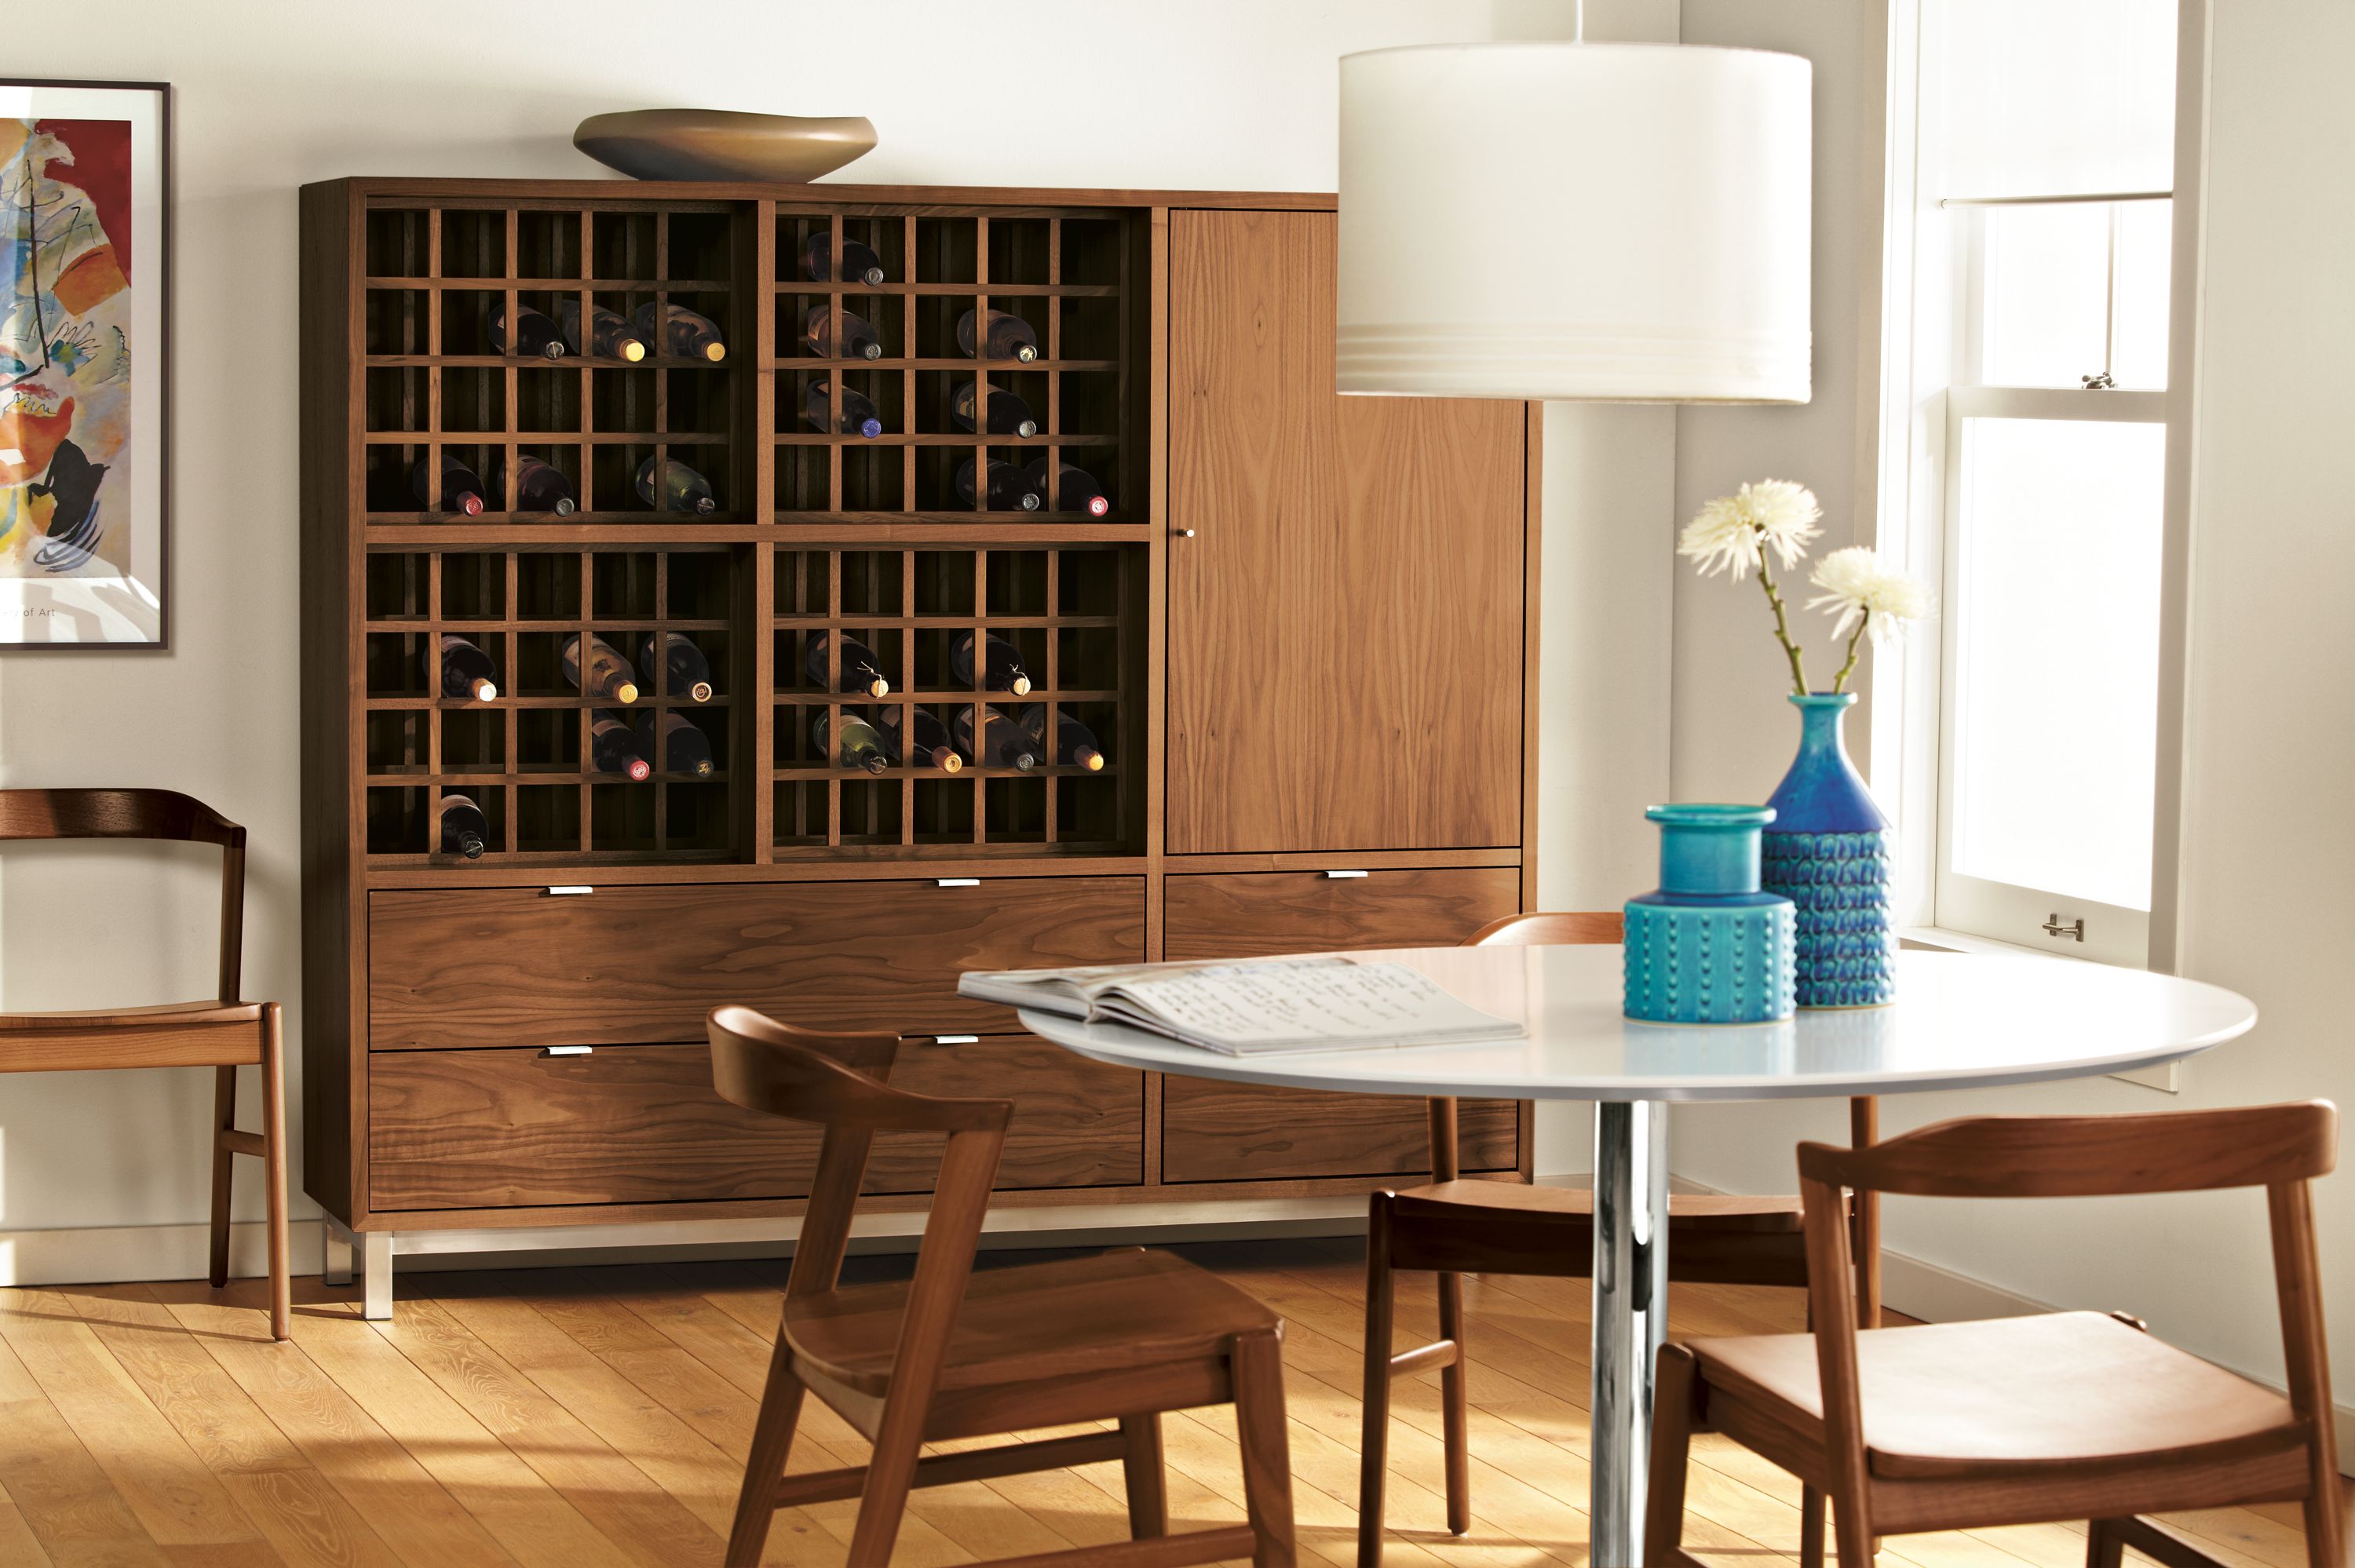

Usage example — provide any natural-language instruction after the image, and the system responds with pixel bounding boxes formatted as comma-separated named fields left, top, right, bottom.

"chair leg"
left=1799, top=1486, right=1825, bottom=1568
left=207, top=1064, right=238, bottom=1289
left=1234, top=1327, right=1296, bottom=1568
left=1360, top=1202, right=1396, bottom=1568
left=1831, top=1490, right=1875, bottom=1568
left=1644, top=1344, right=1698, bottom=1568
left=2302, top=1484, right=2345, bottom=1568
left=725, top=1327, right=809, bottom=1568
left=1437, top=1270, right=1470, bottom=1537
left=845, top=1401, right=927, bottom=1568
left=261, top=1005, right=290, bottom=1342
left=1120, top=1413, right=1167, bottom=1539
left=2087, top=1519, right=2125, bottom=1568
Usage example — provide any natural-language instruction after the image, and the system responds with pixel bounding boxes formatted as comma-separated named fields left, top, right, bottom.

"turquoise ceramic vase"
left=1623, top=804, right=1796, bottom=1024
left=1762, top=693, right=1897, bottom=1008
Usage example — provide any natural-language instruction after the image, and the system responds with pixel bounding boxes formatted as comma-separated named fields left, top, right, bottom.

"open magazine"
left=956, top=956, right=1525, bottom=1056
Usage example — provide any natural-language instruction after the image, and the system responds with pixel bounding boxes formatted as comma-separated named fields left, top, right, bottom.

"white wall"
left=0, top=0, right=1678, bottom=1277
left=1667, top=0, right=2355, bottom=1395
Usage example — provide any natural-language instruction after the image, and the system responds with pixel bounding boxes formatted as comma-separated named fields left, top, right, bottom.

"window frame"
left=1863, top=0, right=2208, bottom=972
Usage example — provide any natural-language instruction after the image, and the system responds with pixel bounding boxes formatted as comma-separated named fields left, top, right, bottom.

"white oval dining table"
left=986, top=943, right=2258, bottom=1568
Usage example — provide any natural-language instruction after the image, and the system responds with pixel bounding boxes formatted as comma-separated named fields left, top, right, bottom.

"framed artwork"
left=0, top=79, right=170, bottom=649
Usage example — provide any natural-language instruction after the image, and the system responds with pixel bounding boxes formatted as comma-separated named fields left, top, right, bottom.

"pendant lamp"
left=1338, top=42, right=1813, bottom=403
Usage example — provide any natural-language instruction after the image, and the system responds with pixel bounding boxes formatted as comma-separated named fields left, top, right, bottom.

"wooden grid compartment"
left=772, top=543, right=1139, bottom=855
left=774, top=206, right=1137, bottom=523
left=362, top=200, right=747, bottom=524
left=361, top=545, right=741, bottom=864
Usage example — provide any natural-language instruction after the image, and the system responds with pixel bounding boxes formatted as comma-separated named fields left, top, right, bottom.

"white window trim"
left=1857, top=0, right=2210, bottom=973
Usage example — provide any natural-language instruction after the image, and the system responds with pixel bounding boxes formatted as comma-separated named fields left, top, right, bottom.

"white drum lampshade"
left=1338, top=43, right=1813, bottom=403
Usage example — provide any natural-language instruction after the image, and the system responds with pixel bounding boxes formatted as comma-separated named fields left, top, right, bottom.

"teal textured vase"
left=1762, top=693, right=1897, bottom=1008
left=1623, top=804, right=1796, bottom=1024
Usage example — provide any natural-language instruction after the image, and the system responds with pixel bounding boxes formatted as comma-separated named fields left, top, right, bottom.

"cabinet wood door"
left=1167, top=208, right=1528, bottom=855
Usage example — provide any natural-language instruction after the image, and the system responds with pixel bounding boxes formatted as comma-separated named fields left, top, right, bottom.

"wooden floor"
left=0, top=1237, right=2328, bottom=1567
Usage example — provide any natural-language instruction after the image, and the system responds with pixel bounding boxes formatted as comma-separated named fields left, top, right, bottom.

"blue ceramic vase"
left=1623, top=804, right=1795, bottom=1024
left=1762, top=693, right=1897, bottom=1008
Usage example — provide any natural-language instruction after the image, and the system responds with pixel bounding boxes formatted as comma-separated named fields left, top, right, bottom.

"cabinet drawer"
left=368, top=877, right=1145, bottom=1050
left=1163, top=867, right=1521, bottom=961
left=1162, top=1078, right=1517, bottom=1183
left=368, top=1034, right=1145, bottom=1211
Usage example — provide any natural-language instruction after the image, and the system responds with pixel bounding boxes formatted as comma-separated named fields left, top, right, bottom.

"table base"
left=1592, top=1099, right=1670, bottom=1568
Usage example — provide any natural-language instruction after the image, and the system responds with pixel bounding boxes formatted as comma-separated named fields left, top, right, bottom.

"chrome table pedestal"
left=1590, top=1099, right=1670, bottom=1568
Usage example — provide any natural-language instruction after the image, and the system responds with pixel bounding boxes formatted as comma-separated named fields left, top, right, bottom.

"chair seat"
left=784, top=1248, right=1280, bottom=1397
left=1394, top=1180, right=1805, bottom=1233
left=1692, top=1311, right=2304, bottom=1479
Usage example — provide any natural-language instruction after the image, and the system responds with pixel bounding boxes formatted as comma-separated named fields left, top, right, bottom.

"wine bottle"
left=411, top=451, right=485, bottom=516
left=948, top=629, right=1032, bottom=695
left=555, top=298, right=648, bottom=362
left=1024, top=457, right=1110, bottom=517
left=802, top=378, right=883, bottom=439
left=955, top=308, right=1039, bottom=363
left=506, top=454, right=577, bottom=515
left=438, top=793, right=490, bottom=859
left=1018, top=705, right=1106, bottom=771
left=952, top=705, right=1039, bottom=771
left=633, top=300, right=726, bottom=363
left=801, top=304, right=884, bottom=360
left=638, top=631, right=714, bottom=702
left=562, top=633, right=641, bottom=704
left=802, top=630, right=890, bottom=697
left=590, top=712, right=653, bottom=781
left=634, top=456, right=717, bottom=516
left=954, top=457, right=1041, bottom=512
left=635, top=709, right=716, bottom=777
left=950, top=381, right=1038, bottom=438
left=487, top=302, right=566, bottom=359
left=801, top=233, right=887, bottom=286
left=876, top=706, right=964, bottom=773
left=427, top=634, right=499, bottom=702
left=812, top=712, right=890, bottom=775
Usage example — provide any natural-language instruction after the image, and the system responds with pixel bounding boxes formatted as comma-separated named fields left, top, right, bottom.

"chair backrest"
left=1466, top=910, right=1624, bottom=947
left=0, top=789, right=248, bottom=1003
left=1795, top=1102, right=2339, bottom=1502
left=1422, top=911, right=1623, bottom=1180
left=707, top=1001, right=1011, bottom=1296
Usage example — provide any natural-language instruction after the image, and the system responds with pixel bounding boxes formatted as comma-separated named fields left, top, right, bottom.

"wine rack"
left=772, top=544, right=1141, bottom=855
left=775, top=206, right=1138, bottom=521
left=360, top=545, right=743, bottom=862
left=362, top=201, right=747, bottom=523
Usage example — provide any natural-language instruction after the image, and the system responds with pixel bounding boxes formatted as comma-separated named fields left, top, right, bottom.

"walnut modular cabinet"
left=298, top=179, right=1539, bottom=1315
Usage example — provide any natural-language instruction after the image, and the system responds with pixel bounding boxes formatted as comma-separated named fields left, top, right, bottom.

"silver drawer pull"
left=546, top=885, right=595, bottom=897
left=936, top=877, right=980, bottom=888
left=1323, top=870, right=1371, bottom=880
left=541, top=1045, right=594, bottom=1057
left=927, top=1034, right=980, bottom=1046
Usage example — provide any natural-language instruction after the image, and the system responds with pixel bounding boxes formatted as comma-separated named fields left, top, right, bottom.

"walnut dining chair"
left=707, top=1003, right=1297, bottom=1568
left=1358, top=910, right=1881, bottom=1568
left=0, top=788, right=288, bottom=1340
left=1645, top=1101, right=2342, bottom=1568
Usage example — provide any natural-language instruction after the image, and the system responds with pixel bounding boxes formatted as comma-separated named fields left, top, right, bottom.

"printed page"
left=1106, top=960, right=1519, bottom=1048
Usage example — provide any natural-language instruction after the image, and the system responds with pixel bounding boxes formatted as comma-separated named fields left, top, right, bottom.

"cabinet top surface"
left=1005, top=946, right=2255, bottom=1102
left=313, top=176, right=1336, bottom=210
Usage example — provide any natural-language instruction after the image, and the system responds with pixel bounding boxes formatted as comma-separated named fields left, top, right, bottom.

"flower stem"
left=1757, top=553, right=1811, bottom=697
left=1831, top=614, right=1870, bottom=694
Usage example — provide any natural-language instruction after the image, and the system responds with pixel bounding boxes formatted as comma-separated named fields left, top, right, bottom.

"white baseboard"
left=0, top=1218, right=327, bottom=1289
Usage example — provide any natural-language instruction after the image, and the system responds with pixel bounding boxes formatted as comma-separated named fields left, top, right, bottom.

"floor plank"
left=0, top=1240, right=2325, bottom=1568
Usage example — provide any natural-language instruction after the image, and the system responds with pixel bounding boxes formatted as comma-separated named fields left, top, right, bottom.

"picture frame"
left=0, top=78, right=170, bottom=650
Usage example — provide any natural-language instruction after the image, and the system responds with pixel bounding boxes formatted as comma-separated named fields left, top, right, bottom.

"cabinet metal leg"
left=1590, top=1099, right=1669, bottom=1568
left=360, top=1231, right=395, bottom=1321
left=323, top=1216, right=355, bottom=1286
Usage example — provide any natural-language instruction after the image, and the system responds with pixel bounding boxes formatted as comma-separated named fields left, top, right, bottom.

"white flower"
left=1806, top=547, right=1935, bottom=643
left=1677, top=480, right=1824, bottom=581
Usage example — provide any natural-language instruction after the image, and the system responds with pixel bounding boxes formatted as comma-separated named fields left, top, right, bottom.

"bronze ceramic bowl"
left=573, top=110, right=878, bottom=182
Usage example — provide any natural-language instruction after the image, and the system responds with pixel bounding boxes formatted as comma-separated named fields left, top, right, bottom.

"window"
left=1876, top=0, right=2185, bottom=965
